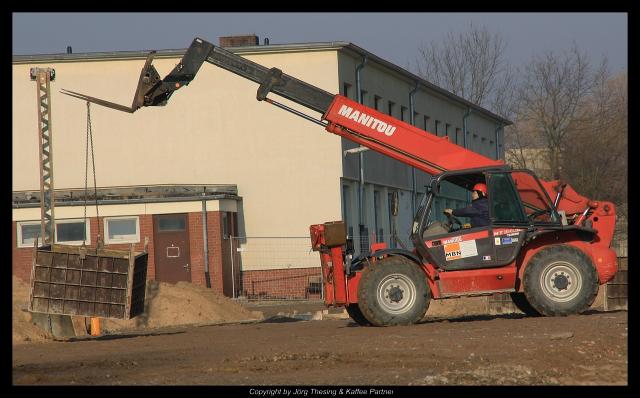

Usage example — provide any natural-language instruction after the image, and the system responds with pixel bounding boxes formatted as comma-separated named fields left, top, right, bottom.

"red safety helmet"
left=472, top=183, right=487, bottom=196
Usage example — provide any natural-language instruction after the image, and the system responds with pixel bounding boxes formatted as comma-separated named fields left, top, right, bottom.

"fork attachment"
left=61, top=38, right=213, bottom=113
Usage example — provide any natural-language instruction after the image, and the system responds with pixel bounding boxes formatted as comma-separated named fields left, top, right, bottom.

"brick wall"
left=12, top=216, right=156, bottom=284
left=219, top=35, right=259, bottom=47
left=185, top=211, right=225, bottom=294
left=14, top=212, right=325, bottom=301
left=12, top=221, right=33, bottom=282
left=188, top=213, right=205, bottom=288
left=209, top=211, right=225, bottom=294
left=11, top=212, right=227, bottom=293
left=220, top=212, right=238, bottom=297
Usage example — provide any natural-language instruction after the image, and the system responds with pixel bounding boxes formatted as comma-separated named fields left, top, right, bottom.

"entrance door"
left=153, top=214, right=191, bottom=284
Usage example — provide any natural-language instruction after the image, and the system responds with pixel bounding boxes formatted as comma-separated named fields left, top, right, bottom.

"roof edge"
left=13, top=40, right=511, bottom=125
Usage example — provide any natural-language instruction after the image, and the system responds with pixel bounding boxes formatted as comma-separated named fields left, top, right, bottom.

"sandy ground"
left=13, top=276, right=626, bottom=386
left=12, top=277, right=52, bottom=344
left=12, top=310, right=627, bottom=386
left=12, top=276, right=263, bottom=345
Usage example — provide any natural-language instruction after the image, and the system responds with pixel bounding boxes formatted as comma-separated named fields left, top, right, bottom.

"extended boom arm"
left=61, top=37, right=503, bottom=174
left=62, top=38, right=334, bottom=114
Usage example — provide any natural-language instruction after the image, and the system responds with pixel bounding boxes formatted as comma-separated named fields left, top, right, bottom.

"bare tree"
left=514, top=43, right=608, bottom=179
left=561, top=72, right=627, bottom=217
left=504, top=117, right=549, bottom=174
left=414, top=22, right=514, bottom=117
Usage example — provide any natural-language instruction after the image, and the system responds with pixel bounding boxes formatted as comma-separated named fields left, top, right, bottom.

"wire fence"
left=230, top=237, right=321, bottom=301
left=229, top=234, right=409, bottom=301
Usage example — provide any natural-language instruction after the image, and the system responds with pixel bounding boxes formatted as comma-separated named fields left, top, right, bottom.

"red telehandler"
left=62, top=37, right=618, bottom=326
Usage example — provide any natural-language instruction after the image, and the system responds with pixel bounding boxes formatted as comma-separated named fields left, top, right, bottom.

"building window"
left=435, top=120, right=441, bottom=136
left=388, top=101, right=395, bottom=117
left=343, top=83, right=352, bottom=99
left=222, top=212, right=229, bottom=238
left=445, top=123, right=451, bottom=140
left=104, top=216, right=140, bottom=244
left=374, top=95, right=382, bottom=111
left=456, top=128, right=462, bottom=145
left=17, top=221, right=43, bottom=248
left=387, top=192, right=395, bottom=248
left=55, top=219, right=90, bottom=245
left=360, top=90, right=367, bottom=105
left=490, top=173, right=527, bottom=223
left=342, top=184, right=351, bottom=229
left=158, top=216, right=186, bottom=232
left=424, top=115, right=431, bottom=132
left=400, top=106, right=408, bottom=122
left=374, top=190, right=383, bottom=243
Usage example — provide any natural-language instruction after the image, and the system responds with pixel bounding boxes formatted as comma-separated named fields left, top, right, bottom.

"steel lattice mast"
left=30, top=67, right=56, bottom=245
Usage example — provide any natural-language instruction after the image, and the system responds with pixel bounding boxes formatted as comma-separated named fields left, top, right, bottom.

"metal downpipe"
left=463, top=108, right=472, bottom=203
left=495, top=123, right=503, bottom=160
left=202, top=196, right=211, bottom=288
left=409, top=81, right=419, bottom=216
left=462, top=107, right=471, bottom=150
left=356, top=55, right=368, bottom=247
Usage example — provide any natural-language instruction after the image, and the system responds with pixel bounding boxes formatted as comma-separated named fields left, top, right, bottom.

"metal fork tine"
left=60, top=89, right=136, bottom=113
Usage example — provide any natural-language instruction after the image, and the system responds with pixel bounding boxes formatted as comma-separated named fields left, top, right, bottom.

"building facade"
left=12, top=36, right=511, bottom=298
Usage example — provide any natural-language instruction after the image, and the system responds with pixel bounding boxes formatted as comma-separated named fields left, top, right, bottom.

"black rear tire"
left=510, top=292, right=541, bottom=317
left=523, top=245, right=598, bottom=316
left=346, top=304, right=371, bottom=326
left=357, top=256, right=430, bottom=326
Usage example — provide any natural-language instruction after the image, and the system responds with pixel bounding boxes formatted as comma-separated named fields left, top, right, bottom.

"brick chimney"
left=218, top=35, right=259, bottom=47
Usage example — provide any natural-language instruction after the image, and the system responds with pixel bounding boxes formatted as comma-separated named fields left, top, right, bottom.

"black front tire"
left=357, top=256, right=430, bottom=326
left=523, top=245, right=599, bottom=316
left=510, top=292, right=541, bottom=317
left=346, top=304, right=372, bottom=326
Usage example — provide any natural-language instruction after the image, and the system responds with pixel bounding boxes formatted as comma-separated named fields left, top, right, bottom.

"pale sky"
left=13, top=12, right=628, bottom=74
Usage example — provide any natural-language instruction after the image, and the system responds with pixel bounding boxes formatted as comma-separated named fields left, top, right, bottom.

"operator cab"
left=412, top=167, right=562, bottom=271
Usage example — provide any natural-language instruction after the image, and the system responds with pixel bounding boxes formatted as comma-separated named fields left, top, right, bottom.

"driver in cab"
left=444, top=183, right=490, bottom=228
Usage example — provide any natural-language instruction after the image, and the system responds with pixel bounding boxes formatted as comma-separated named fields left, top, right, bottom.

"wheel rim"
left=376, top=273, right=417, bottom=314
left=539, top=261, right=583, bottom=302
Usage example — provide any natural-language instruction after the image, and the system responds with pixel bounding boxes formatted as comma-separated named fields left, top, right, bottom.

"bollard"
left=90, top=317, right=101, bottom=336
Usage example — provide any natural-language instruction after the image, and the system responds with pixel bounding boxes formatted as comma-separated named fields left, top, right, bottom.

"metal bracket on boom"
left=257, top=68, right=285, bottom=101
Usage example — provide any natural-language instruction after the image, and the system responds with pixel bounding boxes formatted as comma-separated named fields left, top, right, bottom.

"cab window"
left=488, top=173, right=527, bottom=223
left=511, top=171, right=559, bottom=224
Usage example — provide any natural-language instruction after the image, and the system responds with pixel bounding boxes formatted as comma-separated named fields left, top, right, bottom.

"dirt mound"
left=13, top=276, right=52, bottom=345
left=104, top=280, right=263, bottom=332
left=12, top=276, right=262, bottom=341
